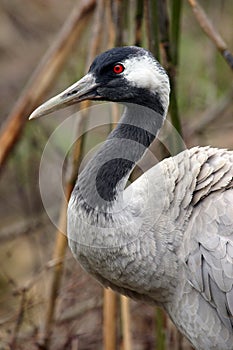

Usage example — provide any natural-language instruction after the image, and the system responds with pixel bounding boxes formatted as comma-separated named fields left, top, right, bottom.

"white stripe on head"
left=122, top=52, right=170, bottom=114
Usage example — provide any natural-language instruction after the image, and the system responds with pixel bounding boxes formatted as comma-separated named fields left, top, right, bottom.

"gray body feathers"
left=68, top=146, right=233, bottom=350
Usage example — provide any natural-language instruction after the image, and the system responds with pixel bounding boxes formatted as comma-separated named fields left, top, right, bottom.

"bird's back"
left=141, top=146, right=233, bottom=349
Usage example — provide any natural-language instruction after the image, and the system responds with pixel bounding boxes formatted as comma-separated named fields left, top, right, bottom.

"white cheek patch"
left=131, top=68, right=160, bottom=91
left=123, top=55, right=164, bottom=92
left=122, top=54, right=170, bottom=112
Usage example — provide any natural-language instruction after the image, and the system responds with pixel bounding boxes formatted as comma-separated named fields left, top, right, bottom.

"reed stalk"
left=187, top=0, right=233, bottom=71
left=120, top=295, right=132, bottom=350
left=0, top=0, right=96, bottom=172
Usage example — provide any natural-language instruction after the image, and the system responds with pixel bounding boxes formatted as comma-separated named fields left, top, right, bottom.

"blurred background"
left=0, top=0, right=232, bottom=349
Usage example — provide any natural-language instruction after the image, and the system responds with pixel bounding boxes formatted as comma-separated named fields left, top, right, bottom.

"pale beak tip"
left=29, top=100, right=54, bottom=120
left=28, top=113, right=35, bottom=120
left=29, top=106, right=42, bottom=120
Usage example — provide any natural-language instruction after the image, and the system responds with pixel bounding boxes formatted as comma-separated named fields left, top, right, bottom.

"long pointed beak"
left=29, top=73, right=99, bottom=120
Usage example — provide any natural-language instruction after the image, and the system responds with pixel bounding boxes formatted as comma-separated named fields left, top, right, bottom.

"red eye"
left=113, top=64, right=124, bottom=74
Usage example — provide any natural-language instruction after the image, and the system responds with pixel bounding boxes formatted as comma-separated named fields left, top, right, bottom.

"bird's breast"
left=67, top=193, right=180, bottom=304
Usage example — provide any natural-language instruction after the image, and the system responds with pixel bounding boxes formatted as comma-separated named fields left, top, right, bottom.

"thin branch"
left=0, top=0, right=96, bottom=172
left=187, top=0, right=233, bottom=71
left=120, top=295, right=132, bottom=350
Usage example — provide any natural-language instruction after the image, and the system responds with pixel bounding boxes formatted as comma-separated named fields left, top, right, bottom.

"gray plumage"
left=30, top=46, right=233, bottom=350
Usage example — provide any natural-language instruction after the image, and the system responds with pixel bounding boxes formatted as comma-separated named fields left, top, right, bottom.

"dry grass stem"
left=0, top=0, right=96, bottom=172
left=187, top=0, right=233, bottom=71
left=120, top=295, right=132, bottom=350
left=103, top=289, right=117, bottom=350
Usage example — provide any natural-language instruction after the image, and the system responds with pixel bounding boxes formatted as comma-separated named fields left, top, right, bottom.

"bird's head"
left=29, top=46, right=170, bottom=120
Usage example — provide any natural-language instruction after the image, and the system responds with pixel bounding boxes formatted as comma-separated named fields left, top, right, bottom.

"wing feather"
left=183, top=148, right=233, bottom=332
left=185, top=196, right=233, bottom=331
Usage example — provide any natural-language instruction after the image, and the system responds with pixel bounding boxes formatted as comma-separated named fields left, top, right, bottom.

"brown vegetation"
left=0, top=1, right=232, bottom=349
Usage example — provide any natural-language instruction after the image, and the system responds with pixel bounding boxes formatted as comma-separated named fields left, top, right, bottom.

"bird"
left=30, top=46, right=233, bottom=350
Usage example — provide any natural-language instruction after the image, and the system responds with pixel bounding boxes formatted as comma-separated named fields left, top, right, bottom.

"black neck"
left=75, top=103, right=165, bottom=211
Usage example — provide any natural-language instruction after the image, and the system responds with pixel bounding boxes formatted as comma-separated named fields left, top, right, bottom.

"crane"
left=30, top=46, right=233, bottom=350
